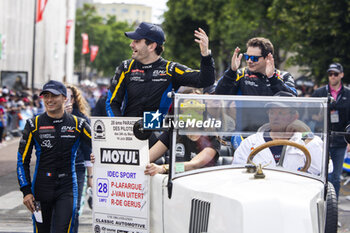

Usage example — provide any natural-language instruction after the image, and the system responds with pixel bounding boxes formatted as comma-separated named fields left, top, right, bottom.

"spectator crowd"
left=0, top=82, right=108, bottom=147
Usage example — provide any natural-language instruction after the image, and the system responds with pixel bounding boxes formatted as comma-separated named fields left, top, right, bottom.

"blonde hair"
left=66, top=84, right=90, bottom=117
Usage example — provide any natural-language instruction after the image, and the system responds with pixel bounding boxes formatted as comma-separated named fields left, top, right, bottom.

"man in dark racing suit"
left=16, top=80, right=91, bottom=233
left=106, top=22, right=215, bottom=117
left=215, top=37, right=297, bottom=96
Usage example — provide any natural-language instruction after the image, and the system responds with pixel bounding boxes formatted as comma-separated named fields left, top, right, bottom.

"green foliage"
left=75, top=1, right=350, bottom=84
left=74, top=4, right=133, bottom=77
left=269, top=0, right=350, bottom=84
left=163, top=0, right=350, bottom=83
left=163, top=0, right=290, bottom=76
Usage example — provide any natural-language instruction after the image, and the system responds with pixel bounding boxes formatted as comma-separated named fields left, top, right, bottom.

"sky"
left=94, top=0, right=168, bottom=24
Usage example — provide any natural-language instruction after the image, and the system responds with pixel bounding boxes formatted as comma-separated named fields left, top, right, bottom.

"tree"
left=163, top=0, right=290, bottom=77
left=74, top=4, right=133, bottom=78
left=269, top=0, right=350, bottom=84
left=163, top=0, right=350, bottom=84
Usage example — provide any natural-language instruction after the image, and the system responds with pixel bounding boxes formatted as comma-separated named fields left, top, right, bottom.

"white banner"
left=91, top=117, right=150, bottom=233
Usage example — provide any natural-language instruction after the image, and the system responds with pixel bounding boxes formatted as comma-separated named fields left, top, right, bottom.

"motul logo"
left=100, top=148, right=139, bottom=165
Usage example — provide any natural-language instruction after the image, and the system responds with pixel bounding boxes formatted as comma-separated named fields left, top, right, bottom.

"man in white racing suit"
left=233, top=101, right=324, bottom=175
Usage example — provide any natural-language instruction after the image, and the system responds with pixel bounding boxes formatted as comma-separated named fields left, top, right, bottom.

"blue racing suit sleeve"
left=106, top=60, right=134, bottom=116
left=17, top=118, right=36, bottom=197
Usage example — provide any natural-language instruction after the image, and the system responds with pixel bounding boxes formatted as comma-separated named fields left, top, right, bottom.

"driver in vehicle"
left=232, top=101, right=324, bottom=175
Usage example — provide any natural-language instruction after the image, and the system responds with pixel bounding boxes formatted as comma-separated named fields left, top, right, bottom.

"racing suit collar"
left=139, top=57, right=163, bottom=69
left=248, top=68, right=274, bottom=78
left=45, top=111, right=66, bottom=124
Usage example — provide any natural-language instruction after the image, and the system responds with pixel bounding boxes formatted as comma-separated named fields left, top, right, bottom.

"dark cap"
left=327, top=63, right=343, bottom=73
left=265, top=101, right=292, bottom=109
left=265, top=91, right=296, bottom=109
left=125, top=22, right=165, bottom=45
left=40, top=80, right=67, bottom=97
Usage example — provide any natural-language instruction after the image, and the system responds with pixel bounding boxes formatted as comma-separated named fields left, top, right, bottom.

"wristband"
left=86, top=175, right=93, bottom=178
left=175, top=163, right=185, bottom=173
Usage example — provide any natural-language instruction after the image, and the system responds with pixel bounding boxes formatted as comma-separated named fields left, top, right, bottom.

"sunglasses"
left=243, top=54, right=264, bottom=62
left=328, top=72, right=339, bottom=77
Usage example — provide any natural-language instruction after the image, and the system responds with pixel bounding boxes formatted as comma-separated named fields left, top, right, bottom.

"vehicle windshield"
left=169, top=94, right=329, bottom=180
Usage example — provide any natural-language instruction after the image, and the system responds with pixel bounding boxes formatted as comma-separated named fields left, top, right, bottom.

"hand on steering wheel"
left=247, top=140, right=311, bottom=172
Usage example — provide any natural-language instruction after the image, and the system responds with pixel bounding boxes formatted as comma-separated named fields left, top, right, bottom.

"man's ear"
left=148, top=42, right=157, bottom=51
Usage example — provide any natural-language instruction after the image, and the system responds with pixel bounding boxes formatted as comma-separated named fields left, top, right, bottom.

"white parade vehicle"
left=134, top=93, right=339, bottom=233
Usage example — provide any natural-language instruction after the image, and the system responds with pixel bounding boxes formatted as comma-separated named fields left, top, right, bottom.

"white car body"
left=144, top=94, right=335, bottom=233
left=150, top=168, right=326, bottom=233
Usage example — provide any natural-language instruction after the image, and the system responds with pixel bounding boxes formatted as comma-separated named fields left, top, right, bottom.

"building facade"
left=93, top=3, right=152, bottom=24
left=0, top=0, right=77, bottom=91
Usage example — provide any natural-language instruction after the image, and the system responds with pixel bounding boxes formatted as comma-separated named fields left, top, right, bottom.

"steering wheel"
left=247, top=140, right=311, bottom=172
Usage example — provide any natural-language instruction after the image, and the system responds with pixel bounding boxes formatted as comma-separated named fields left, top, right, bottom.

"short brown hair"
left=145, top=39, right=164, bottom=56
left=246, top=37, right=274, bottom=57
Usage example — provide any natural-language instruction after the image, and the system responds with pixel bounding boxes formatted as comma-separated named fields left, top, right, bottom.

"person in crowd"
left=18, top=96, right=34, bottom=131
left=13, top=75, right=25, bottom=92
left=106, top=22, right=215, bottom=118
left=91, top=92, right=107, bottom=116
left=16, top=80, right=91, bottom=232
left=312, top=63, right=350, bottom=198
left=33, top=94, right=45, bottom=116
left=7, top=92, right=21, bottom=136
left=65, top=84, right=93, bottom=233
left=233, top=101, right=323, bottom=175
left=0, top=97, right=7, bottom=145
left=215, top=37, right=297, bottom=96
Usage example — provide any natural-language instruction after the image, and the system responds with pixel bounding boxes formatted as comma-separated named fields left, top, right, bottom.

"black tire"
left=325, top=182, right=338, bottom=233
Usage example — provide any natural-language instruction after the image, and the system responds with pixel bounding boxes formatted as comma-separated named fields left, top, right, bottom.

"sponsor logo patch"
left=93, top=120, right=106, bottom=140
left=61, top=126, right=75, bottom=133
left=100, top=148, right=139, bottom=165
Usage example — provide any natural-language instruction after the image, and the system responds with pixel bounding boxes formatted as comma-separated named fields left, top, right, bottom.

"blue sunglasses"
left=243, top=54, right=264, bottom=62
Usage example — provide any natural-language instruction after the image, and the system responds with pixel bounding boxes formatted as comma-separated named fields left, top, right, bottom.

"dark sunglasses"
left=243, top=54, right=264, bottom=62
left=328, top=72, right=339, bottom=77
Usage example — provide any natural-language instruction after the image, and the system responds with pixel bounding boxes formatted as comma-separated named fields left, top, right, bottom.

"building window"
left=121, top=8, right=128, bottom=13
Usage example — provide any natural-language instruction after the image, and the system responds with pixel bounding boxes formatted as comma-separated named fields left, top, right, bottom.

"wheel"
left=325, top=182, right=338, bottom=233
left=133, top=119, right=152, bottom=140
left=247, top=139, right=311, bottom=172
